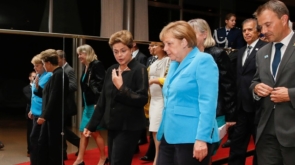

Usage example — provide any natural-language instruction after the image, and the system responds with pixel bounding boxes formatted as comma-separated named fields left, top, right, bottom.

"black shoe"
left=140, top=156, right=154, bottom=161
left=221, top=140, right=231, bottom=148
left=138, top=139, right=148, bottom=145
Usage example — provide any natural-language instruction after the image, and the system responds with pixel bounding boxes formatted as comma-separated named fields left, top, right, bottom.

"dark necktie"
left=243, top=45, right=252, bottom=66
left=246, top=45, right=252, bottom=58
left=272, top=43, right=283, bottom=77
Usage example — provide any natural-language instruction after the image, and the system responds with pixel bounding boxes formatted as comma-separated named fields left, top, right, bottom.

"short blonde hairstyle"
left=159, top=21, right=197, bottom=48
left=76, top=44, right=98, bottom=64
left=109, top=30, right=134, bottom=49
left=31, top=54, right=42, bottom=65
left=154, top=41, right=164, bottom=48
left=188, top=18, right=216, bottom=48
left=40, top=49, right=59, bottom=66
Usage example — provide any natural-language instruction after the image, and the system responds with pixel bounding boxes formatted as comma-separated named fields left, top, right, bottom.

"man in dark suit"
left=250, top=1, right=295, bottom=164
left=228, top=18, right=267, bottom=165
left=57, top=50, right=80, bottom=159
left=132, top=43, right=147, bottom=65
left=213, top=13, right=245, bottom=49
left=23, top=71, right=36, bottom=157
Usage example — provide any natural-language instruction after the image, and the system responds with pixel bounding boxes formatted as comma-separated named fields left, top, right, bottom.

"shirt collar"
left=248, top=39, right=259, bottom=48
left=132, top=49, right=139, bottom=58
left=274, top=30, right=294, bottom=46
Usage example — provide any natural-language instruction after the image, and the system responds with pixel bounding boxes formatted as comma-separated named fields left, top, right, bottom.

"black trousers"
left=30, top=117, right=42, bottom=165
left=27, top=117, right=33, bottom=154
left=256, top=110, right=295, bottom=165
left=63, top=117, right=80, bottom=154
left=228, top=109, right=257, bottom=165
left=108, top=130, right=141, bottom=165
left=38, top=119, right=64, bottom=165
left=157, top=136, right=213, bottom=165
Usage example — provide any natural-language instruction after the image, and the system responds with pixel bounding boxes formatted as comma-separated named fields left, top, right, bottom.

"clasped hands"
left=254, top=83, right=290, bottom=103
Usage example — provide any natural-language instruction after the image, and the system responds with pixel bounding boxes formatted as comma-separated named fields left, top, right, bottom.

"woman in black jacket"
left=84, top=30, right=149, bottom=165
left=188, top=18, right=236, bottom=152
left=74, top=44, right=107, bottom=165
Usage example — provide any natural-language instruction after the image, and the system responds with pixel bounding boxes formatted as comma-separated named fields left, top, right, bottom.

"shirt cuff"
left=253, top=90, right=261, bottom=101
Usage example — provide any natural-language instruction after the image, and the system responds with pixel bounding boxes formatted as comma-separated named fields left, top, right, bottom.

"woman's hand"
left=37, top=117, right=45, bottom=125
left=28, top=111, right=33, bottom=119
left=83, top=128, right=91, bottom=137
left=112, top=69, right=123, bottom=89
left=193, top=140, right=208, bottom=162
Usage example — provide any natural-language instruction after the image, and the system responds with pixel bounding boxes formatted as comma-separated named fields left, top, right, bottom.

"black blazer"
left=237, top=40, right=267, bottom=115
left=23, top=84, right=32, bottom=118
left=41, top=67, right=69, bottom=120
left=134, top=51, right=147, bottom=65
left=205, top=46, right=236, bottom=121
left=87, top=59, right=148, bottom=131
left=64, top=63, right=77, bottom=116
left=80, top=60, right=105, bottom=106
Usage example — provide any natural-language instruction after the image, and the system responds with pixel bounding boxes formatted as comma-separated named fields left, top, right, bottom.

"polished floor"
left=0, top=108, right=101, bottom=165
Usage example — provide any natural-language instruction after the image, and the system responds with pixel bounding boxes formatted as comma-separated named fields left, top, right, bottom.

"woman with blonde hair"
left=84, top=30, right=148, bottom=165
left=188, top=18, right=236, bottom=154
left=73, top=44, right=107, bottom=165
left=156, top=20, right=219, bottom=165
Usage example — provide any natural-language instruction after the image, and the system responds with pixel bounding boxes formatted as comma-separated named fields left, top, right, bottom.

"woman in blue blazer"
left=156, top=20, right=219, bottom=165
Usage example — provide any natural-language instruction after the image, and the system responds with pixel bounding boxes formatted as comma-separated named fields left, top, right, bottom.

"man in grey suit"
left=251, top=0, right=295, bottom=164
left=57, top=50, right=80, bottom=159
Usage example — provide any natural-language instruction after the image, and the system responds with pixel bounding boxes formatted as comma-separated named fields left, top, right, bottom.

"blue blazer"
left=157, top=47, right=220, bottom=144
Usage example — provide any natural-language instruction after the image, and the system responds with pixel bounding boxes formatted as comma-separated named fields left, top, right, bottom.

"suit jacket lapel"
left=171, top=47, right=198, bottom=79
left=275, top=33, right=295, bottom=81
left=262, top=43, right=274, bottom=83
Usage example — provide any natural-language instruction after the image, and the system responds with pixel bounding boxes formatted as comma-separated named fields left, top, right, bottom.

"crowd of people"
left=18, top=0, right=295, bottom=165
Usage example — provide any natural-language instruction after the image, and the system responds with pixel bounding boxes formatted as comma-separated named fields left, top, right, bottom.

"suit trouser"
left=108, top=130, right=141, bottom=165
left=145, top=132, right=156, bottom=158
left=30, top=117, right=42, bottom=165
left=157, top=135, right=213, bottom=165
left=228, top=109, right=257, bottom=165
left=63, top=116, right=80, bottom=154
left=38, top=119, right=64, bottom=165
left=256, top=109, right=295, bottom=165
left=27, top=117, right=33, bottom=154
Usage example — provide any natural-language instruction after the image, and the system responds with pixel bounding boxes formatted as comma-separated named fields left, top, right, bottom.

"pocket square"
left=264, top=55, right=269, bottom=58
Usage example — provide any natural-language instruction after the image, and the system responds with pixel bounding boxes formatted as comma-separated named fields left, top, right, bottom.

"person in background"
left=22, top=71, right=36, bottom=157
left=213, top=13, right=245, bottom=49
left=148, top=41, right=170, bottom=165
left=228, top=18, right=267, bottom=165
left=156, top=20, right=219, bottom=165
left=56, top=50, right=80, bottom=159
left=251, top=1, right=295, bottom=164
left=84, top=30, right=148, bottom=165
left=132, top=42, right=148, bottom=66
left=188, top=18, right=236, bottom=158
left=74, top=44, right=107, bottom=165
left=37, top=49, right=69, bottom=165
left=140, top=42, right=156, bottom=162
left=29, top=54, right=52, bottom=165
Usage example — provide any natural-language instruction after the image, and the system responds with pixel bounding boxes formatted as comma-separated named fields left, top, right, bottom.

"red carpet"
left=17, top=135, right=255, bottom=165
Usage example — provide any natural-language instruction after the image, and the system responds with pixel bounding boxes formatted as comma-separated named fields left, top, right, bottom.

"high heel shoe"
left=104, top=158, right=109, bottom=165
